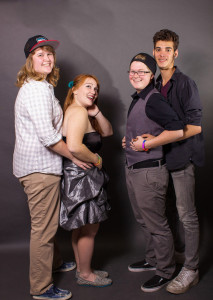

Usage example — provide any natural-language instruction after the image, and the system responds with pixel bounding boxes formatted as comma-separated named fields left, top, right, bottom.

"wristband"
left=94, top=154, right=101, bottom=166
left=142, top=140, right=149, bottom=152
left=94, top=110, right=100, bottom=117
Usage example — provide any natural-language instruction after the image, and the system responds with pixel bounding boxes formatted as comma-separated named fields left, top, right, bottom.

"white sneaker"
left=166, top=267, right=199, bottom=294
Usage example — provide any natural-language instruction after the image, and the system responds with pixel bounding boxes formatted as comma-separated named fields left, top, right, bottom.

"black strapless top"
left=83, top=132, right=102, bottom=153
left=63, top=132, right=102, bottom=153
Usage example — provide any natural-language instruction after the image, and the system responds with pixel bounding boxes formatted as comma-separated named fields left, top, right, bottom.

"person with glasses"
left=122, top=53, right=184, bottom=292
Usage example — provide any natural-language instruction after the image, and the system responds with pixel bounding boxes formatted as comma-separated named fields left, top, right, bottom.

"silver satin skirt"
left=60, top=159, right=111, bottom=230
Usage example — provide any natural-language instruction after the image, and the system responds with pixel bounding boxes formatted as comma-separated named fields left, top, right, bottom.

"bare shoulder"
left=73, top=106, right=87, bottom=115
left=67, top=106, right=87, bottom=118
left=64, top=106, right=86, bottom=121
left=63, top=106, right=88, bottom=135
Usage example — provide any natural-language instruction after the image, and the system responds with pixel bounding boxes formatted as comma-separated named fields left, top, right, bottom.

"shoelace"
left=175, top=269, right=195, bottom=286
left=176, top=271, right=188, bottom=282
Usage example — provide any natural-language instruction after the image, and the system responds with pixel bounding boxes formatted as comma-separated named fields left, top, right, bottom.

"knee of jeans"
left=151, top=225, right=173, bottom=236
left=137, top=218, right=146, bottom=229
left=178, top=207, right=199, bottom=227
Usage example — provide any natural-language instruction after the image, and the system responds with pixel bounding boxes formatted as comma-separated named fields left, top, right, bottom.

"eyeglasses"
left=128, top=70, right=151, bottom=76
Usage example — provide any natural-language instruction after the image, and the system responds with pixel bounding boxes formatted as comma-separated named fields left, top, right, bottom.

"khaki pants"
left=19, top=173, right=62, bottom=295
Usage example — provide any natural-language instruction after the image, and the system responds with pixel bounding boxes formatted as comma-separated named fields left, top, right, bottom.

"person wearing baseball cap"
left=122, top=52, right=184, bottom=292
left=13, top=35, right=90, bottom=299
left=24, top=35, right=60, bottom=58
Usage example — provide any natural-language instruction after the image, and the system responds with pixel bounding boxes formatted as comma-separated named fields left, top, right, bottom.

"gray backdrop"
left=0, top=0, right=213, bottom=258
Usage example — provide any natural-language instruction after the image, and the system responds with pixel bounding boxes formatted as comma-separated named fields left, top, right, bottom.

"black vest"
left=126, top=88, right=164, bottom=167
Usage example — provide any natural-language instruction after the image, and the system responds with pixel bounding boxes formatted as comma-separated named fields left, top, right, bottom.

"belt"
left=130, top=158, right=166, bottom=169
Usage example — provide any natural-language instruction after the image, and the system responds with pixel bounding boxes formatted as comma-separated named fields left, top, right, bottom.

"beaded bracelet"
left=94, top=154, right=101, bottom=166
left=142, top=140, right=149, bottom=152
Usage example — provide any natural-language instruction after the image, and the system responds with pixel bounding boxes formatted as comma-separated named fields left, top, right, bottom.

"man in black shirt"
left=152, top=29, right=204, bottom=294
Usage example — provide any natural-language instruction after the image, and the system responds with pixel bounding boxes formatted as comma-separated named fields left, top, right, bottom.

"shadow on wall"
left=1, top=0, right=138, bottom=248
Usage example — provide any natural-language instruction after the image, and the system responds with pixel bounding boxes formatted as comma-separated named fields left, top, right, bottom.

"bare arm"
left=88, top=104, right=113, bottom=137
left=49, top=139, right=74, bottom=160
left=130, top=129, right=183, bottom=151
left=49, top=140, right=92, bottom=170
left=141, top=124, right=202, bottom=142
left=176, top=124, right=201, bottom=141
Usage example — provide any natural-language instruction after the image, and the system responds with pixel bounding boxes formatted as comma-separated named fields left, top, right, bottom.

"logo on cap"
left=36, top=37, right=48, bottom=43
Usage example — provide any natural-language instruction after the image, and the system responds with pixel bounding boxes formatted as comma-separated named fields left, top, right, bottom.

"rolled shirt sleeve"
left=178, top=78, right=202, bottom=126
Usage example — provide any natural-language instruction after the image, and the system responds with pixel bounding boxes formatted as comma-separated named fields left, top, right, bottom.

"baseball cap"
left=24, top=35, right=59, bottom=58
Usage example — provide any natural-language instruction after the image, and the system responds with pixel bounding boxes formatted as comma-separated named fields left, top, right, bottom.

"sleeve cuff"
left=43, top=132, right=62, bottom=147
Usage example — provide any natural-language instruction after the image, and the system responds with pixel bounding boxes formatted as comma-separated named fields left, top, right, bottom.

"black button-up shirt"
left=156, top=67, right=205, bottom=170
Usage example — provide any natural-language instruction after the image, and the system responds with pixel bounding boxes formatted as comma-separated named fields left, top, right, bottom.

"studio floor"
left=1, top=233, right=213, bottom=300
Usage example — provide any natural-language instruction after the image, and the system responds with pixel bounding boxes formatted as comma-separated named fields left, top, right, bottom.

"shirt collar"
left=26, top=78, right=51, bottom=85
left=131, top=81, right=155, bottom=100
left=156, top=66, right=180, bottom=84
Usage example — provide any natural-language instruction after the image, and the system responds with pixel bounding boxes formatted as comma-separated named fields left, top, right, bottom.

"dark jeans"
left=125, top=164, right=175, bottom=279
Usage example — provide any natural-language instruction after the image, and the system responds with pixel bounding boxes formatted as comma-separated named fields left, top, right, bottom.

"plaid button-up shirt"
left=13, top=79, right=63, bottom=178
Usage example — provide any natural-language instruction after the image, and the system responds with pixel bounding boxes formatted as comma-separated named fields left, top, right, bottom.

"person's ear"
left=174, top=49, right=178, bottom=58
left=72, top=87, right=78, bottom=96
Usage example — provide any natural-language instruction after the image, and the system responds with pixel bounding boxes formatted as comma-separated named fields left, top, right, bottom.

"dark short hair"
left=153, top=29, right=179, bottom=51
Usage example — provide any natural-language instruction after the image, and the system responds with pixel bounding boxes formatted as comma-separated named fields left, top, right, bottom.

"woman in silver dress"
left=60, top=74, right=113, bottom=287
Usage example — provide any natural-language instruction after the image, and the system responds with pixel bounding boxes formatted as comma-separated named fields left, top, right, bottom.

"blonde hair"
left=16, top=46, right=59, bottom=87
left=63, top=74, right=102, bottom=134
left=134, top=54, right=146, bottom=60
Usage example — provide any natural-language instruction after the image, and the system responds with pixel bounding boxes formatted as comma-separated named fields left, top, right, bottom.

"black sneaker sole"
left=141, top=281, right=169, bottom=292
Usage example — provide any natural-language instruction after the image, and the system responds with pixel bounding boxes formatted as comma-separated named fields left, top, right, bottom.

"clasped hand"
left=130, top=134, right=155, bottom=151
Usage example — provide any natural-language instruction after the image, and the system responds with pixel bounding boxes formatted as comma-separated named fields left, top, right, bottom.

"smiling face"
left=73, top=77, right=98, bottom=108
left=129, top=61, right=154, bottom=93
left=32, top=47, right=54, bottom=77
left=153, top=40, right=178, bottom=71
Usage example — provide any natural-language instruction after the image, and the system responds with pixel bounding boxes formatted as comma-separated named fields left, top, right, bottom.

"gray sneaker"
left=166, top=267, right=199, bottom=294
left=77, top=275, right=112, bottom=287
left=76, top=270, right=109, bottom=279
